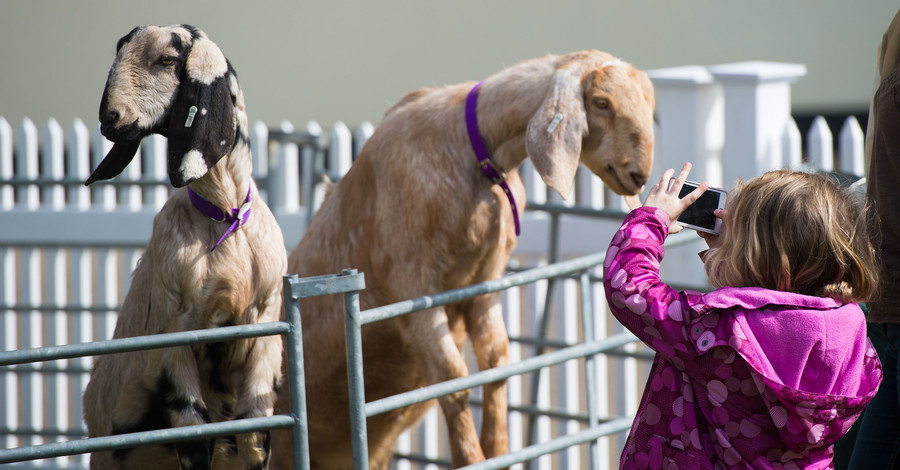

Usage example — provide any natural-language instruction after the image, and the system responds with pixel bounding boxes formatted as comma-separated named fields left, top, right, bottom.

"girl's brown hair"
left=703, top=170, right=879, bottom=303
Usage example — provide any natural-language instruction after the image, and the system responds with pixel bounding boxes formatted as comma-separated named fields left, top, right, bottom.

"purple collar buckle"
left=188, top=185, right=253, bottom=252
left=466, top=81, right=521, bottom=236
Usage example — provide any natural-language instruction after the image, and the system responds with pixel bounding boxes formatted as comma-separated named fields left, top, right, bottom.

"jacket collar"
left=686, top=286, right=842, bottom=315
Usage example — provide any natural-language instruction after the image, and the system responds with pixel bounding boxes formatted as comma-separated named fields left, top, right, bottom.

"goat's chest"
left=159, top=240, right=267, bottom=329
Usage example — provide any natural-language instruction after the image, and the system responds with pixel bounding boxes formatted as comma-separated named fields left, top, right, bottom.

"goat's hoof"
left=237, top=431, right=271, bottom=470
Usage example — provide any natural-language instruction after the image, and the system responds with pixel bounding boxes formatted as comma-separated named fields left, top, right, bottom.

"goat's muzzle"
left=99, top=105, right=145, bottom=143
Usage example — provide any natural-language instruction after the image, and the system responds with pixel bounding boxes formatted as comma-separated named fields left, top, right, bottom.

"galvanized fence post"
left=343, top=268, right=369, bottom=470
left=285, top=269, right=367, bottom=470
left=283, top=275, right=311, bottom=470
left=580, top=270, right=600, bottom=470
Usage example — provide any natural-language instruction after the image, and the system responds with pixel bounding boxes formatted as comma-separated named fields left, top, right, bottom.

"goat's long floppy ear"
left=84, top=140, right=141, bottom=186
left=166, top=36, right=236, bottom=187
left=525, top=65, right=588, bottom=199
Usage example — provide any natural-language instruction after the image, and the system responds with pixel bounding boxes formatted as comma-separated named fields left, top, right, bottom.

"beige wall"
left=0, top=0, right=896, bottom=130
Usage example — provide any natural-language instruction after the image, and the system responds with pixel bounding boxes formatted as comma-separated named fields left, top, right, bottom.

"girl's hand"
left=643, top=163, right=709, bottom=235
left=698, top=208, right=727, bottom=248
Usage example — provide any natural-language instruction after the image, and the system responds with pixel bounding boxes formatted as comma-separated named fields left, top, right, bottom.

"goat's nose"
left=102, top=110, right=120, bottom=126
left=630, top=172, right=648, bottom=188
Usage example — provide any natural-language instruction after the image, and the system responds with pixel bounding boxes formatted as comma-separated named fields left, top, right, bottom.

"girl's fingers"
left=655, top=168, right=675, bottom=193
left=671, top=162, right=692, bottom=191
left=676, top=182, right=709, bottom=213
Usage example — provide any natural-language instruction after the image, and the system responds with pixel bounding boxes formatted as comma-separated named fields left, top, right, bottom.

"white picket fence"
left=0, top=60, right=867, bottom=469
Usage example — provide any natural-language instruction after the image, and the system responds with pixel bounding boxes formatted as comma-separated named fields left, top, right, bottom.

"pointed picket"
left=1, top=118, right=13, bottom=210
left=783, top=117, right=802, bottom=169
left=91, top=124, right=116, bottom=210
left=67, top=119, right=91, bottom=210
left=41, top=119, right=66, bottom=210
left=354, top=121, right=375, bottom=159
left=807, top=116, right=834, bottom=172
left=15, top=119, right=39, bottom=210
left=301, top=121, right=323, bottom=230
left=839, top=116, right=865, bottom=176
left=329, top=121, right=353, bottom=178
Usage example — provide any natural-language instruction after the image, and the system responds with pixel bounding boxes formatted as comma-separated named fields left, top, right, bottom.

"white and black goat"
left=82, top=25, right=287, bottom=470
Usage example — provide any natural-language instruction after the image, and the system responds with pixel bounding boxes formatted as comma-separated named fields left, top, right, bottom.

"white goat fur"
left=82, top=25, right=287, bottom=470
left=269, top=50, right=655, bottom=469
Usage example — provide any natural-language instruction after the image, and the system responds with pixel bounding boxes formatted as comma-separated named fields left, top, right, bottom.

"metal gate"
left=0, top=249, right=648, bottom=469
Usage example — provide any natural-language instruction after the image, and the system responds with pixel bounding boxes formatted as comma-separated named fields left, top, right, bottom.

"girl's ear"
left=165, top=36, right=236, bottom=187
left=525, top=65, right=588, bottom=199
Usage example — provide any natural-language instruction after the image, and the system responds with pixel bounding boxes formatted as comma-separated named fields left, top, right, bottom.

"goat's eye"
left=594, top=99, right=611, bottom=110
left=160, top=56, right=176, bottom=66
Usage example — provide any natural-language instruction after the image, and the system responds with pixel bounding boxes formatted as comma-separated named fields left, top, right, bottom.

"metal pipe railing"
left=459, top=417, right=635, bottom=470
left=0, top=322, right=290, bottom=367
left=0, top=271, right=365, bottom=469
left=341, top=250, right=642, bottom=469
left=363, top=332, right=637, bottom=418
left=359, top=251, right=606, bottom=325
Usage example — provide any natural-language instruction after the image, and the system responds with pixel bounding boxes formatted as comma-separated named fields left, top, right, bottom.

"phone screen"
left=677, top=183, right=721, bottom=231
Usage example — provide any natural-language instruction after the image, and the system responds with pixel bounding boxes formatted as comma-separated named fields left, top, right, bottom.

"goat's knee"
left=174, top=439, right=214, bottom=470
left=106, top=372, right=213, bottom=469
left=164, top=378, right=215, bottom=470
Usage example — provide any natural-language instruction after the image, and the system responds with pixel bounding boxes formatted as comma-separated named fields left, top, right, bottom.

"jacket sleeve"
left=603, top=207, right=702, bottom=362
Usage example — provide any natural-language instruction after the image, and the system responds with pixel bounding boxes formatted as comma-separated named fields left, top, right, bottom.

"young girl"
left=604, top=164, right=883, bottom=469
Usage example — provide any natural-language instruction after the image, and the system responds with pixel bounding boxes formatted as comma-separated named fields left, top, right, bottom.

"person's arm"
left=604, top=207, right=700, bottom=361
left=604, top=163, right=710, bottom=361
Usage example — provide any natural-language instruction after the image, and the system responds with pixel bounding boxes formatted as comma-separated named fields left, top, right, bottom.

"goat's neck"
left=187, top=86, right=253, bottom=210
left=187, top=143, right=254, bottom=210
left=474, top=60, right=557, bottom=173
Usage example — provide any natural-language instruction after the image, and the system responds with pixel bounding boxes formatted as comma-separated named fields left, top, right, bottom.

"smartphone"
left=668, top=178, right=727, bottom=235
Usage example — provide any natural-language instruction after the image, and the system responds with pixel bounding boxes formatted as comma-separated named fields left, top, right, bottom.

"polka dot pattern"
left=605, top=208, right=883, bottom=469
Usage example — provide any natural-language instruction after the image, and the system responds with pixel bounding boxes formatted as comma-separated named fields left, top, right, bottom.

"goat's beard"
left=84, top=140, right=141, bottom=186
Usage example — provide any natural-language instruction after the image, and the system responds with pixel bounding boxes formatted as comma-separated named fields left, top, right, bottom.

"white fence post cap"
left=646, top=66, right=715, bottom=86
left=707, top=61, right=807, bottom=84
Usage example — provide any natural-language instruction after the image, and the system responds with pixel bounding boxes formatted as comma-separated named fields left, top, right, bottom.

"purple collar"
left=188, top=185, right=252, bottom=252
left=466, top=81, right=521, bottom=236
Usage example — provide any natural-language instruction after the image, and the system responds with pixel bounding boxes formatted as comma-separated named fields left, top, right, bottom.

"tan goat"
left=82, top=25, right=287, bottom=470
left=269, top=50, right=655, bottom=469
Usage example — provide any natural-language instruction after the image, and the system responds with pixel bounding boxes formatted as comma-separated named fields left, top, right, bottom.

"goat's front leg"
left=145, top=346, right=213, bottom=470
left=231, top=327, right=283, bottom=470
left=465, top=293, right=510, bottom=462
left=404, top=307, right=485, bottom=467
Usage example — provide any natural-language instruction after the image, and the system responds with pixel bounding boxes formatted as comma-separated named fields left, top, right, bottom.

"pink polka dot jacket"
left=603, top=208, right=883, bottom=470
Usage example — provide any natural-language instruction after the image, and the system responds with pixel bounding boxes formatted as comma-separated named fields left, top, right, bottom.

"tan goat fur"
left=268, top=50, right=655, bottom=469
left=82, top=25, right=287, bottom=470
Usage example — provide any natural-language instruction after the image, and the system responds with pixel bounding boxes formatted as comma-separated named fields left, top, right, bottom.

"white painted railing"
left=0, top=60, right=866, bottom=469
